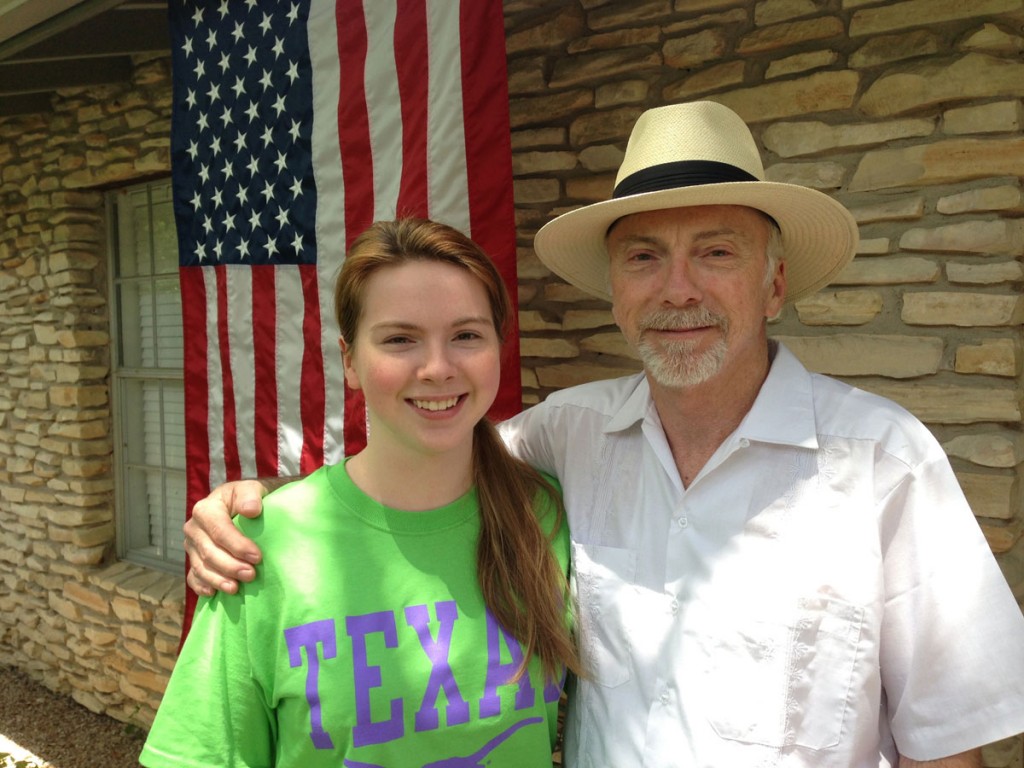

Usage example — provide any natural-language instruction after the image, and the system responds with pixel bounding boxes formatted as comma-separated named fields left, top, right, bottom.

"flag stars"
left=265, top=234, right=279, bottom=259
left=176, top=1, right=315, bottom=267
left=272, top=93, right=287, bottom=117
left=274, top=206, right=290, bottom=230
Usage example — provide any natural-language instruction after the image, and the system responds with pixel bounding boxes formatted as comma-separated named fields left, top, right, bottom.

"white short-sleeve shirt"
left=500, top=343, right=1024, bottom=768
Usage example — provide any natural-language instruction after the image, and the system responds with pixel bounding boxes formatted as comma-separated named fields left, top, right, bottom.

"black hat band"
left=613, top=160, right=759, bottom=199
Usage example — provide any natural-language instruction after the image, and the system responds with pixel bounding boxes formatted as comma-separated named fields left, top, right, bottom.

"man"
left=184, top=101, right=1024, bottom=767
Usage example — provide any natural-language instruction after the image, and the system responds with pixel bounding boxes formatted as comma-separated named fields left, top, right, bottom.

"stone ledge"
left=860, top=382, right=1020, bottom=424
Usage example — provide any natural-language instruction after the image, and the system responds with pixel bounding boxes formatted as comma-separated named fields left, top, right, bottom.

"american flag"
left=169, top=0, right=518, bottom=632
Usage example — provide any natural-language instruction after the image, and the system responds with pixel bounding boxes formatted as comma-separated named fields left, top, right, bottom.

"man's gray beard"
left=634, top=307, right=729, bottom=389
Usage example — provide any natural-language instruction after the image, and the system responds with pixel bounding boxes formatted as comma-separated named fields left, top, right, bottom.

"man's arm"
left=899, top=748, right=982, bottom=768
left=183, top=476, right=297, bottom=595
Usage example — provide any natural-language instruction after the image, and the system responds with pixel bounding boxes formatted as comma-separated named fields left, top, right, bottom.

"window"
left=109, top=179, right=186, bottom=572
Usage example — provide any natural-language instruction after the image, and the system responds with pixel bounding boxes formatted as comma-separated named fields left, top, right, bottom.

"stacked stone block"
left=0, top=56, right=180, bottom=728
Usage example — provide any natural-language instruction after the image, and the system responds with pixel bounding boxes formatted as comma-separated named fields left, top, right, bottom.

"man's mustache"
left=637, top=306, right=728, bottom=333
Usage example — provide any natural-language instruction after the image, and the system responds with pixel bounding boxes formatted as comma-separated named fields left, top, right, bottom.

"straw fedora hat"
left=534, top=101, right=859, bottom=304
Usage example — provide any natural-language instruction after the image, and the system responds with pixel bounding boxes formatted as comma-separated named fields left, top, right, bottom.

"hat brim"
left=534, top=182, right=859, bottom=304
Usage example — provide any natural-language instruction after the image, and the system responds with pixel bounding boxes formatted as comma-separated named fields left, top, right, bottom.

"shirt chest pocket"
left=700, top=596, right=864, bottom=750
left=571, top=542, right=636, bottom=688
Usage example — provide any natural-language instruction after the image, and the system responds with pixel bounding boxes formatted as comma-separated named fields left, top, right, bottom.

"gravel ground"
left=0, top=665, right=146, bottom=768
left=0, top=665, right=569, bottom=767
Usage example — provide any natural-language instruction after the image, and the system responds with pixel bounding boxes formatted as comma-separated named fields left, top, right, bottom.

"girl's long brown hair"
left=334, top=218, right=580, bottom=682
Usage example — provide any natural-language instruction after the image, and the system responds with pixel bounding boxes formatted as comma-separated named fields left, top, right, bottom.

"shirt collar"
left=605, top=373, right=652, bottom=433
left=735, top=341, right=819, bottom=450
left=600, top=343, right=819, bottom=450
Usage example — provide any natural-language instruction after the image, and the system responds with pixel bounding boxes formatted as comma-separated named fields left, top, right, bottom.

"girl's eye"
left=455, top=331, right=482, bottom=342
left=383, top=336, right=412, bottom=345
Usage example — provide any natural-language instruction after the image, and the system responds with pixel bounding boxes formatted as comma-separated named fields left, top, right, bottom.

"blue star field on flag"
left=170, top=0, right=317, bottom=267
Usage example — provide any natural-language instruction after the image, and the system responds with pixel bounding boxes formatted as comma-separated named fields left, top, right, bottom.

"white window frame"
left=108, top=179, right=187, bottom=573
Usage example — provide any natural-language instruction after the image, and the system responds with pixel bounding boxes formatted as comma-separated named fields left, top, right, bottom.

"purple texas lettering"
left=346, top=611, right=404, bottom=747
left=405, top=601, right=470, bottom=732
left=544, top=669, right=565, bottom=705
left=480, top=609, right=537, bottom=717
left=283, top=618, right=338, bottom=750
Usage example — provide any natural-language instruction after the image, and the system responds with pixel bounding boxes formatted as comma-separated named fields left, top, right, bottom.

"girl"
left=141, top=219, right=579, bottom=767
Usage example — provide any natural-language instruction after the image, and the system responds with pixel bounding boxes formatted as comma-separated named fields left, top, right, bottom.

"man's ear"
left=340, top=337, right=361, bottom=390
left=765, top=259, right=787, bottom=320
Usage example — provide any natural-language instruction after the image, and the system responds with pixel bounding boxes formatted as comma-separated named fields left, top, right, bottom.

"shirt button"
left=670, top=599, right=680, bottom=615
left=739, top=438, right=750, bottom=448
left=660, top=692, right=670, bottom=705
left=675, top=516, right=688, bottom=529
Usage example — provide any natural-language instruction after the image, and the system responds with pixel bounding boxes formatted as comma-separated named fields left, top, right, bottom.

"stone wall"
left=0, top=56, right=182, bottom=727
left=0, top=0, right=1021, bottom=762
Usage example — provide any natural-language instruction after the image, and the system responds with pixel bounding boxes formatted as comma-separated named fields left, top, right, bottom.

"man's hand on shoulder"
left=184, top=479, right=277, bottom=596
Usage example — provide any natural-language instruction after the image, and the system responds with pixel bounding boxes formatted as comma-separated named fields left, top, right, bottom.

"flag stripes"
left=171, top=0, right=517, bottom=634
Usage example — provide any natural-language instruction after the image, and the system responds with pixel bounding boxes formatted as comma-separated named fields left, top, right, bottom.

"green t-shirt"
left=141, top=461, right=569, bottom=767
